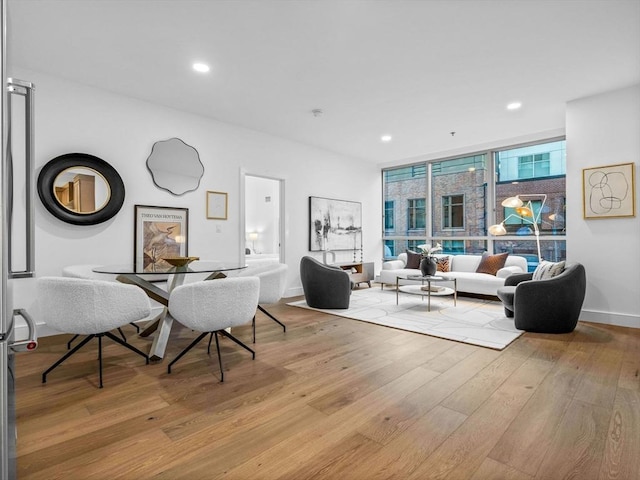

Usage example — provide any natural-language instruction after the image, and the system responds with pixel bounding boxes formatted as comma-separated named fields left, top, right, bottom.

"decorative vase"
left=420, top=256, right=437, bottom=276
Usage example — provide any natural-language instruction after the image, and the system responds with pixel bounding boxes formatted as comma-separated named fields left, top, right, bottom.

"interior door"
left=243, top=174, right=283, bottom=265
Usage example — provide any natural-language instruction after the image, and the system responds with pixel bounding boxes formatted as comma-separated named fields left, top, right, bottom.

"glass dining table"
left=93, top=261, right=247, bottom=361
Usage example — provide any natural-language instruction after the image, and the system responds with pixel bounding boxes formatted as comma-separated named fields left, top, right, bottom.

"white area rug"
left=288, top=287, right=524, bottom=350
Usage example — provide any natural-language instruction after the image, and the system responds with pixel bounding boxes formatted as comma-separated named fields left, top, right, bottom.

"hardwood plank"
left=573, top=346, right=624, bottom=409
left=277, top=432, right=384, bottom=480
left=405, top=356, right=554, bottom=480
left=349, top=405, right=468, bottom=480
left=220, top=367, right=435, bottom=480
left=488, top=336, right=594, bottom=475
left=617, top=328, right=640, bottom=391
left=599, top=388, right=640, bottom=480
left=534, top=399, right=611, bottom=479
left=440, top=346, right=531, bottom=416
left=469, top=457, right=533, bottom=480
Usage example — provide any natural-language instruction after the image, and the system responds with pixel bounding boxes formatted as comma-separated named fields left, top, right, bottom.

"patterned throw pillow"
left=475, top=252, right=509, bottom=276
left=405, top=249, right=422, bottom=269
left=436, top=256, right=450, bottom=272
left=532, top=260, right=565, bottom=280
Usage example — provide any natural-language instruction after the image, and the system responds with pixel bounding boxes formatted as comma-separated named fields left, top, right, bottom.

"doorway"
left=243, top=174, right=284, bottom=265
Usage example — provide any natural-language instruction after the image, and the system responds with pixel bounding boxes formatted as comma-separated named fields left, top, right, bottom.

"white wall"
left=11, top=68, right=382, bottom=335
left=566, top=84, right=640, bottom=328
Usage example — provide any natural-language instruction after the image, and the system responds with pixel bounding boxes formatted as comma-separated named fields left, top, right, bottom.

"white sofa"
left=379, top=253, right=528, bottom=296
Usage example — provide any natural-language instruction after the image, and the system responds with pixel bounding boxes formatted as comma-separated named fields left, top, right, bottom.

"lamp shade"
left=501, top=196, right=523, bottom=208
left=248, top=232, right=259, bottom=241
left=515, top=206, right=533, bottom=217
left=488, top=223, right=507, bottom=236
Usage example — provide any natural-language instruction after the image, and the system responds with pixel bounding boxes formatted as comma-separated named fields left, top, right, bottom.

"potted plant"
left=418, top=243, right=442, bottom=276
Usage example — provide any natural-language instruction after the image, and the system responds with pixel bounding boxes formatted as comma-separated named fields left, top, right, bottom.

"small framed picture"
left=582, top=162, right=635, bottom=219
left=134, top=205, right=189, bottom=275
left=207, top=191, right=228, bottom=220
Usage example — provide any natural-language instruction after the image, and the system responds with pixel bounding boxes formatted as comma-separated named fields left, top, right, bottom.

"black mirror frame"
left=37, top=153, right=125, bottom=225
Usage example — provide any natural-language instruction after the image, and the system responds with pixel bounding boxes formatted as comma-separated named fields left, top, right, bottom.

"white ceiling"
left=7, top=0, right=640, bottom=164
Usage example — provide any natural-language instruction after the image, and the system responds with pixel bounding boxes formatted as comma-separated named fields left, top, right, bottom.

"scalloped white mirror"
left=146, top=138, right=204, bottom=195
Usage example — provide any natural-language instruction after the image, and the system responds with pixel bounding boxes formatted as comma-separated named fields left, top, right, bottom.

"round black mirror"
left=38, top=153, right=125, bottom=225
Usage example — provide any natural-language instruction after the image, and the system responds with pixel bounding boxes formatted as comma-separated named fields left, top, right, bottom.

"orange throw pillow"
left=436, top=256, right=450, bottom=272
left=475, top=252, right=508, bottom=276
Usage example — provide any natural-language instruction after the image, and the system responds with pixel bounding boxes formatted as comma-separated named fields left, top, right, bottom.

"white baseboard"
left=580, top=309, right=640, bottom=329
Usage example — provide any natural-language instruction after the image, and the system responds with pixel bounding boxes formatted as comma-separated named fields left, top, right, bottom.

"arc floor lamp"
left=488, top=194, right=547, bottom=262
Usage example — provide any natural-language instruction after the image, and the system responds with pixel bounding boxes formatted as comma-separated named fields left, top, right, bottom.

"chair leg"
left=207, top=332, right=214, bottom=354
left=258, top=305, right=286, bottom=332
left=103, top=331, right=149, bottom=364
left=167, top=332, right=209, bottom=374
left=129, top=322, right=141, bottom=333
left=67, top=334, right=80, bottom=350
left=117, top=327, right=127, bottom=342
left=218, top=329, right=256, bottom=359
left=252, top=316, right=256, bottom=344
left=214, top=331, right=224, bottom=382
left=43, top=334, right=96, bottom=384
left=69, top=326, right=128, bottom=349
left=98, top=335, right=104, bottom=388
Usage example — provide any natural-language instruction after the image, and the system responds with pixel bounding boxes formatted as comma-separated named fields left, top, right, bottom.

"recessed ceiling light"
left=507, top=102, right=522, bottom=110
left=381, top=135, right=392, bottom=142
left=192, top=63, right=210, bottom=73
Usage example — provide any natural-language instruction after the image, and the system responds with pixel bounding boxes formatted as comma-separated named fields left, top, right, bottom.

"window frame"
left=442, top=194, right=465, bottom=230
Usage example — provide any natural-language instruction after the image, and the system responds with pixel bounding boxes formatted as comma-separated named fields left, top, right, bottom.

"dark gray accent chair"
left=496, top=262, right=586, bottom=333
left=300, top=256, right=351, bottom=309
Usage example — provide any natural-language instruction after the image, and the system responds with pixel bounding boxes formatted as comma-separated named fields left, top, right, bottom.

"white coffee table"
left=396, top=275, right=457, bottom=312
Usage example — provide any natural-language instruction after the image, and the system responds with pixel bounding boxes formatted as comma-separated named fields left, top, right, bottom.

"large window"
left=495, top=140, right=566, bottom=269
left=382, top=138, right=566, bottom=268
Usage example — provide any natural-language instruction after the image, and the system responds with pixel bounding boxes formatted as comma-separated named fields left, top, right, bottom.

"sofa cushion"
left=405, top=250, right=422, bottom=269
left=532, top=260, right=565, bottom=280
left=441, top=271, right=508, bottom=296
left=475, top=252, right=509, bottom=276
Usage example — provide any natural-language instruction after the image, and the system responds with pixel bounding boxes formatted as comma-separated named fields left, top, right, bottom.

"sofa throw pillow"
left=436, top=256, right=451, bottom=272
left=405, top=249, right=422, bottom=269
left=532, top=260, right=565, bottom=280
left=475, top=252, right=509, bottom=276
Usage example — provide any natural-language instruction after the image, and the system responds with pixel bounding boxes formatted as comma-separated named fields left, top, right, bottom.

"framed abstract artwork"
left=206, top=191, right=228, bottom=219
left=134, top=205, right=189, bottom=274
left=582, top=162, right=635, bottom=219
left=309, top=196, right=362, bottom=252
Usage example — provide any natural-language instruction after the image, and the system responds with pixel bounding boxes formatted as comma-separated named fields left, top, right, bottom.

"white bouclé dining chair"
left=61, top=263, right=141, bottom=347
left=166, top=276, right=259, bottom=382
left=239, top=263, right=288, bottom=342
left=38, top=276, right=152, bottom=388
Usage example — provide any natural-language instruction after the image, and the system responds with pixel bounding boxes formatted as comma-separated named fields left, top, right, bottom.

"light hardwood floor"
left=14, top=295, right=640, bottom=479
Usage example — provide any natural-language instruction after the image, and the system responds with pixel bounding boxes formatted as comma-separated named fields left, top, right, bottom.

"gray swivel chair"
left=300, top=256, right=351, bottom=309
left=496, top=262, right=586, bottom=333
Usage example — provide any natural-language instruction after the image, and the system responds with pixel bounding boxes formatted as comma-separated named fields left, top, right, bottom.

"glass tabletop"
left=93, top=261, right=247, bottom=275
left=406, top=275, right=445, bottom=281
